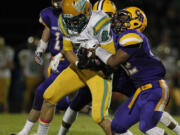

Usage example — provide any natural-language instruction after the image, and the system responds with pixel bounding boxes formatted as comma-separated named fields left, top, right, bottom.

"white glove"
left=80, top=40, right=99, bottom=49
left=34, top=50, right=44, bottom=65
left=34, top=40, right=48, bottom=65
left=50, top=53, right=63, bottom=73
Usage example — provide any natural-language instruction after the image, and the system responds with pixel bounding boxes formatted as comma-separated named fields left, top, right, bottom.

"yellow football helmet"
left=62, top=0, right=92, bottom=33
left=112, top=7, right=147, bottom=34
left=93, top=0, right=116, bottom=17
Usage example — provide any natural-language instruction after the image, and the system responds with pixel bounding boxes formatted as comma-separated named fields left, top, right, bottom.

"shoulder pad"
left=39, top=7, right=53, bottom=28
left=119, top=32, right=143, bottom=47
left=92, top=11, right=111, bottom=35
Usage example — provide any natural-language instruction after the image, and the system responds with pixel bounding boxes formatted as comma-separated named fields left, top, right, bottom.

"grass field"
left=0, top=113, right=180, bottom=135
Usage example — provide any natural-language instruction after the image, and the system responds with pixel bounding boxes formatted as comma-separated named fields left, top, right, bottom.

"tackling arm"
left=95, top=47, right=130, bottom=67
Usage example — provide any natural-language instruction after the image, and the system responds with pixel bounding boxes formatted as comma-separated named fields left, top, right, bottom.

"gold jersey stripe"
left=63, top=38, right=73, bottom=51
left=155, top=80, right=170, bottom=111
left=119, top=33, right=143, bottom=46
left=58, top=14, right=68, bottom=36
left=94, top=16, right=111, bottom=35
left=101, top=41, right=116, bottom=54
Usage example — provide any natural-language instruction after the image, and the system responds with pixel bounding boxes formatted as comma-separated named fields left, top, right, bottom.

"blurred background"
left=0, top=0, right=180, bottom=114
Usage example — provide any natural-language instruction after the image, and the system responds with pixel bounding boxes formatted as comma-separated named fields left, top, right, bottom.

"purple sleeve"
left=40, top=9, right=51, bottom=28
left=120, top=45, right=140, bottom=56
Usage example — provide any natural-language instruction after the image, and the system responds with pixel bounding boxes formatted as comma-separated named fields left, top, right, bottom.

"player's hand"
left=76, top=48, right=93, bottom=69
left=80, top=40, right=99, bottom=50
left=50, top=53, right=63, bottom=73
left=34, top=51, right=43, bottom=65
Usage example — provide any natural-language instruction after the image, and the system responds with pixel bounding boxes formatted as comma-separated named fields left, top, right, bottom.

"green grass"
left=0, top=113, right=180, bottom=135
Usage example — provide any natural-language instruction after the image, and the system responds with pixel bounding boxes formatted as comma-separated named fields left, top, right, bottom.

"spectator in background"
left=0, top=36, right=14, bottom=112
left=171, top=61, right=180, bottom=114
left=155, top=29, right=179, bottom=112
left=155, top=29, right=178, bottom=87
left=18, top=36, right=43, bottom=112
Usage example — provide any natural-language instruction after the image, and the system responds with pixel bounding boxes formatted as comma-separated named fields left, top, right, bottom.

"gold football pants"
left=44, top=65, right=112, bottom=123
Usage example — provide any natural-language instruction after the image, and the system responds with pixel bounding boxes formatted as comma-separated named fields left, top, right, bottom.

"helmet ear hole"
left=134, top=23, right=138, bottom=26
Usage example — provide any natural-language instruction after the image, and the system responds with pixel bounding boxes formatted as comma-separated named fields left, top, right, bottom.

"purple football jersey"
left=40, top=7, right=69, bottom=70
left=115, top=29, right=166, bottom=88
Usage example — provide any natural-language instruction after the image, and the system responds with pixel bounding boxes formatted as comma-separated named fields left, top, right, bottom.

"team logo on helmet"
left=75, top=0, right=87, bottom=12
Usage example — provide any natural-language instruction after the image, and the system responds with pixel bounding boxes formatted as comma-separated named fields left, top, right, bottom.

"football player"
left=89, top=7, right=180, bottom=135
left=11, top=0, right=73, bottom=135
left=0, top=36, right=14, bottom=112
left=56, top=1, right=132, bottom=135
left=34, top=0, right=116, bottom=134
left=58, top=2, right=180, bottom=135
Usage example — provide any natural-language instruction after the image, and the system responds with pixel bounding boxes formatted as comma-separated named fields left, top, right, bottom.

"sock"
left=36, top=117, right=50, bottom=135
left=57, top=107, right=78, bottom=135
left=160, top=111, right=180, bottom=134
left=173, top=125, right=180, bottom=135
left=18, top=120, right=35, bottom=135
left=115, top=130, right=134, bottom=135
left=58, top=126, right=68, bottom=135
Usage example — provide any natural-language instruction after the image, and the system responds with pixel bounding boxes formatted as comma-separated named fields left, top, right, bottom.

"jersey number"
left=101, top=31, right=109, bottom=41
left=54, top=32, right=61, bottom=51
left=121, top=62, right=138, bottom=76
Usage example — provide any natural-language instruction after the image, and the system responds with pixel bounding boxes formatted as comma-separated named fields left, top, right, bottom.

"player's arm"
left=95, top=47, right=130, bottom=67
left=63, top=50, right=78, bottom=64
left=62, top=37, right=78, bottom=65
left=95, top=32, right=143, bottom=67
left=34, top=15, right=50, bottom=65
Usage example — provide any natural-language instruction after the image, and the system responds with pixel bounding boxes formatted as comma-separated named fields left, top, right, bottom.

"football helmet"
left=93, top=0, right=116, bottom=18
left=62, top=0, right=92, bottom=33
left=112, top=7, right=147, bottom=34
left=51, top=0, right=62, bottom=15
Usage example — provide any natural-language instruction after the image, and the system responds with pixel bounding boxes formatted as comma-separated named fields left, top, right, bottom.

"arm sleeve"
left=39, top=10, right=50, bottom=28
left=63, top=37, right=73, bottom=51
left=118, top=32, right=143, bottom=56
left=97, top=21, right=116, bottom=54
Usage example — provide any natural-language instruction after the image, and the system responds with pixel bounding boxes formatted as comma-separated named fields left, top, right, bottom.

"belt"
left=51, top=56, right=65, bottom=61
left=128, top=83, right=153, bottom=109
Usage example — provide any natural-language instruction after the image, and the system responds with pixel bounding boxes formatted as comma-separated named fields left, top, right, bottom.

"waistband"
left=51, top=56, right=65, bottom=61
left=128, top=79, right=165, bottom=109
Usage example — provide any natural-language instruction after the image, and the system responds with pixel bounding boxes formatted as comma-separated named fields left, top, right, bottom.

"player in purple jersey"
left=57, top=2, right=180, bottom=135
left=87, top=6, right=180, bottom=135
left=11, top=0, right=71, bottom=135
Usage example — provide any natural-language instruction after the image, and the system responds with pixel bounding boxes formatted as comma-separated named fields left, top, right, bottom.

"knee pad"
left=111, top=118, right=128, bottom=133
left=146, top=127, right=166, bottom=135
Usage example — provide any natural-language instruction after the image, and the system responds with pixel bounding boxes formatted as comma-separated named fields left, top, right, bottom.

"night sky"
left=0, top=0, right=165, bottom=47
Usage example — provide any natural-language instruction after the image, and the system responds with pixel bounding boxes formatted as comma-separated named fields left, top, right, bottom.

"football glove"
left=50, top=53, right=63, bottom=73
left=34, top=39, right=48, bottom=65
left=34, top=51, right=43, bottom=65
left=76, top=48, right=94, bottom=69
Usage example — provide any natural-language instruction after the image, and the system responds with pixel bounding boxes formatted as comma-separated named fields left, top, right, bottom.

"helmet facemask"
left=112, top=10, right=131, bottom=35
left=63, top=13, right=89, bottom=34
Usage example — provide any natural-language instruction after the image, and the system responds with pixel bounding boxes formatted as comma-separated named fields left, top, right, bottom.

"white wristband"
left=95, top=47, right=112, bottom=64
left=36, top=39, right=48, bottom=52
left=75, top=61, right=79, bottom=66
